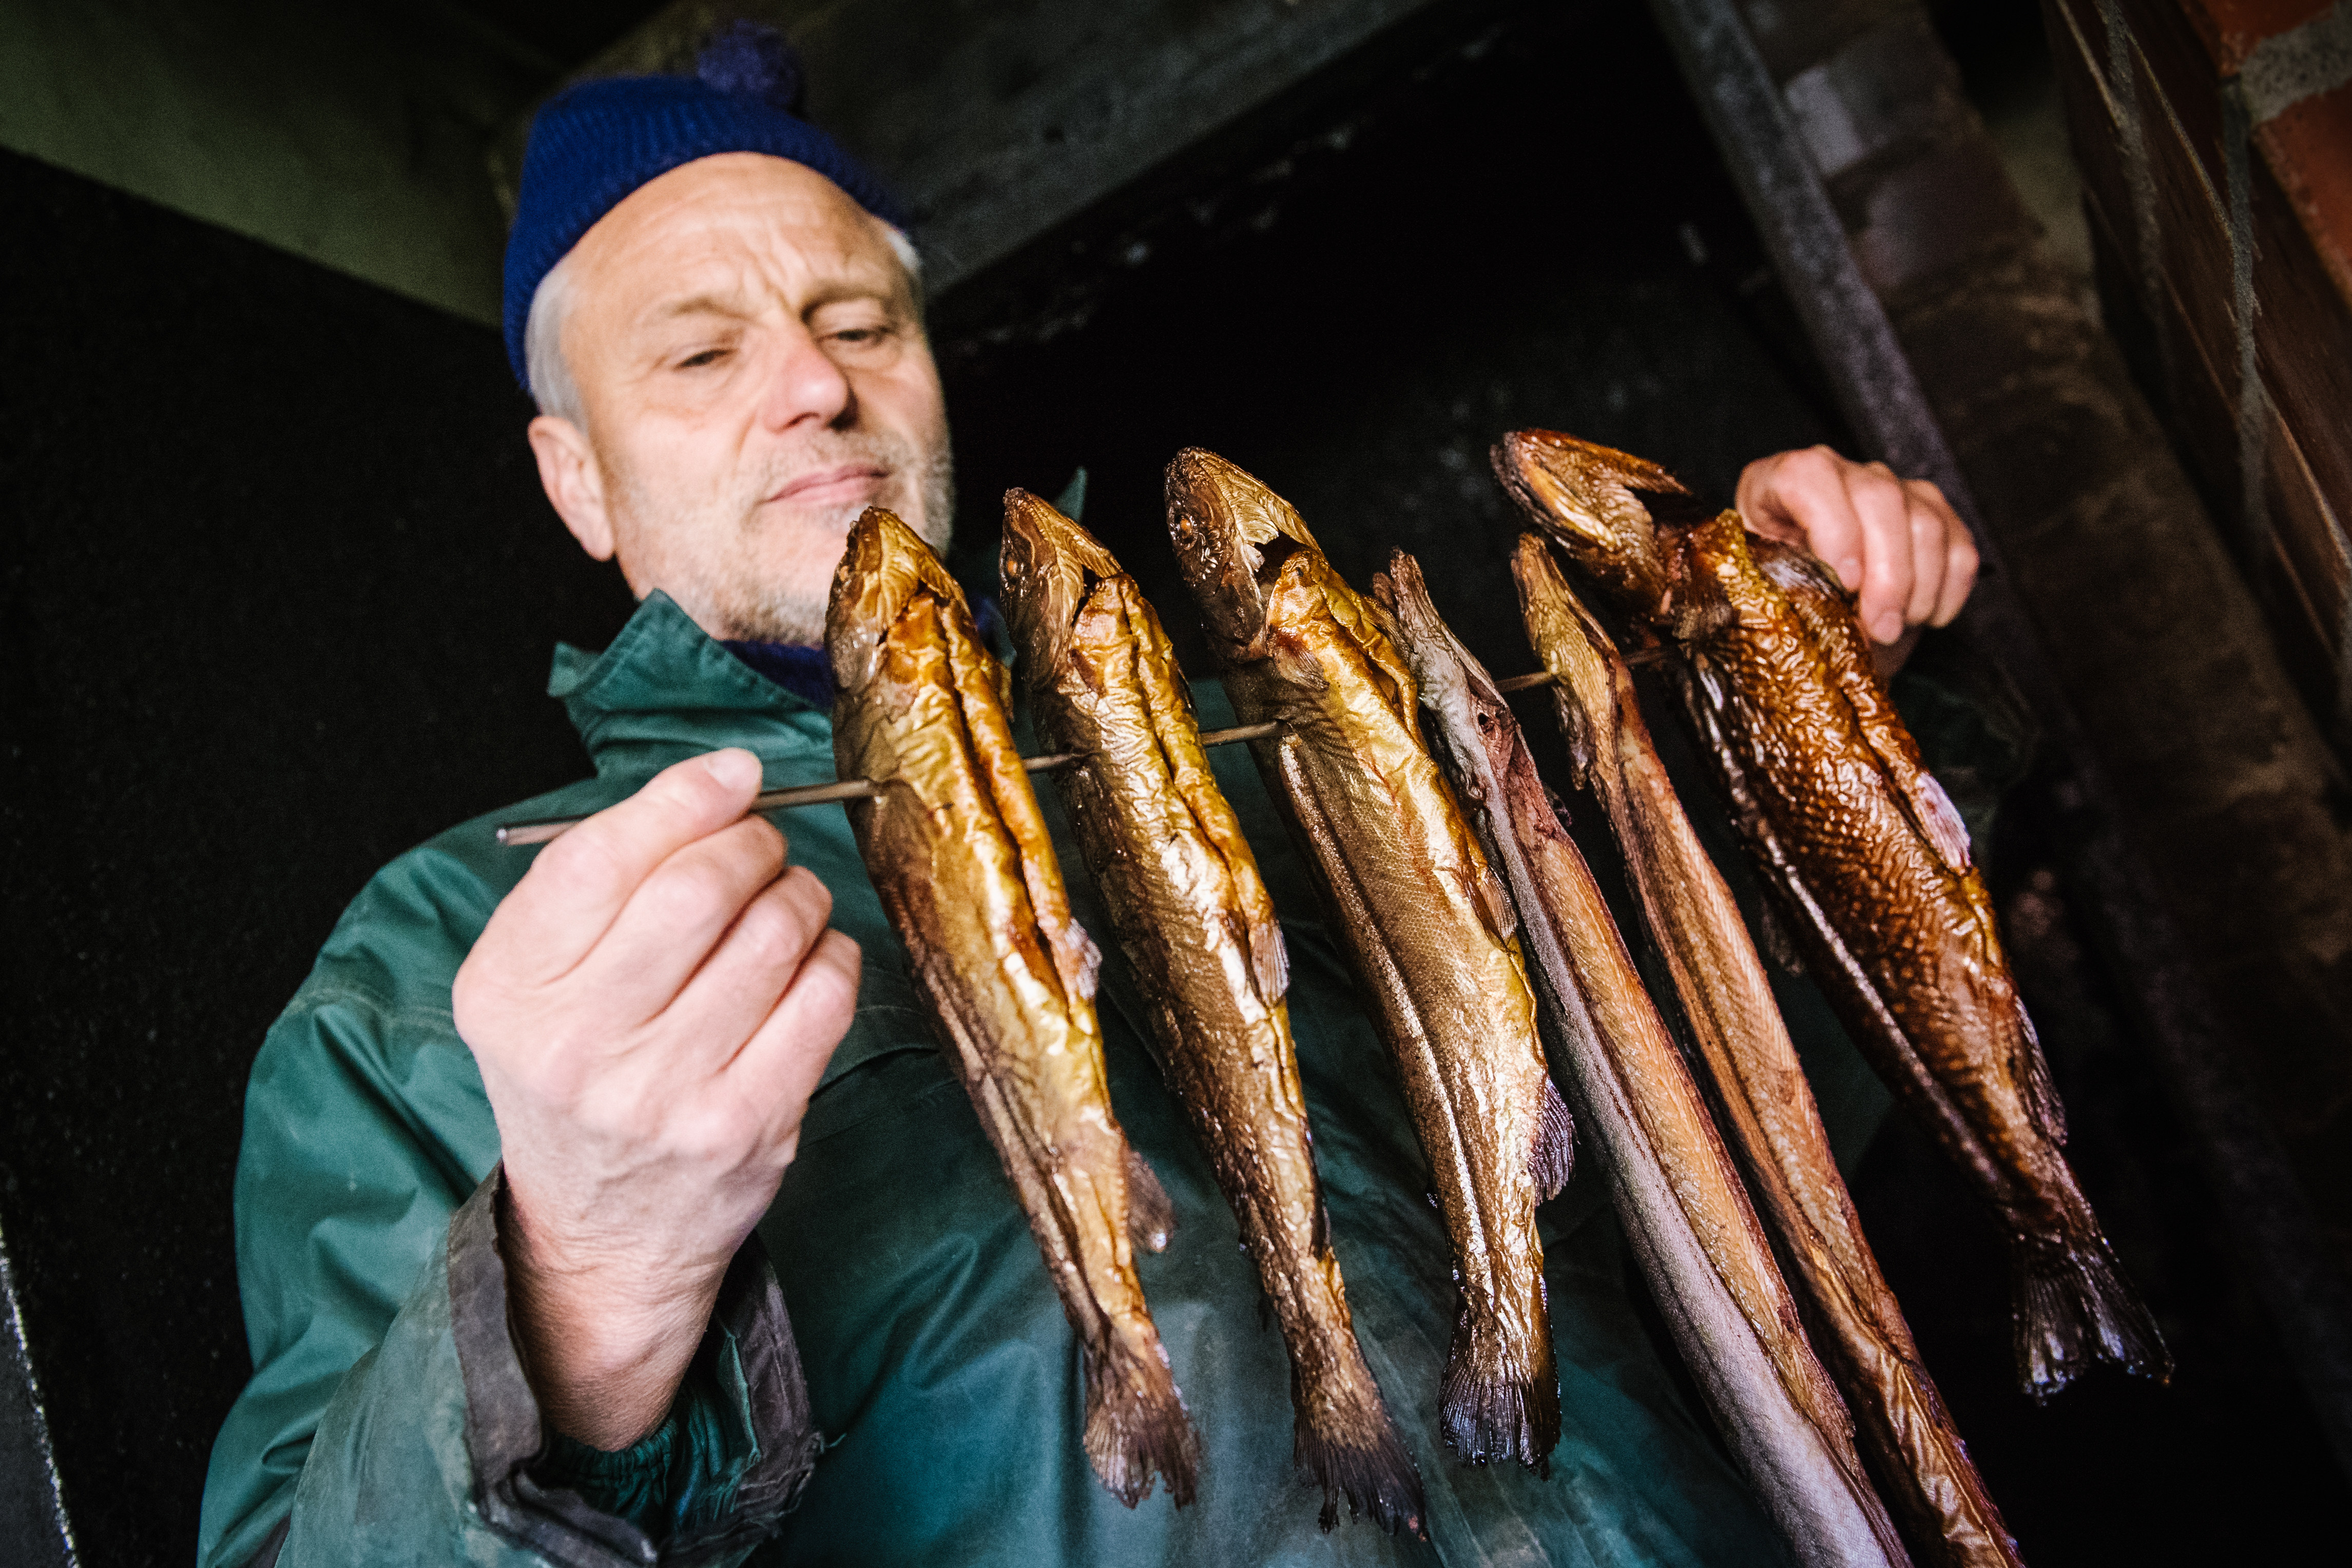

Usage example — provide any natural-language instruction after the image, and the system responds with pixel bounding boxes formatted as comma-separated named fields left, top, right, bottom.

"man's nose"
left=755, top=327, right=855, bottom=431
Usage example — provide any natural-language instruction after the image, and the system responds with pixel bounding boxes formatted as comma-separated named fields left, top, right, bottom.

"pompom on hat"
left=500, top=21, right=909, bottom=388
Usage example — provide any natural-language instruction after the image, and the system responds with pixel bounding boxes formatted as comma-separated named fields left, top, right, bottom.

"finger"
left=1904, top=486, right=1949, bottom=628
left=1747, top=447, right=1866, bottom=589
left=1735, top=456, right=1808, bottom=545
left=1933, top=522, right=1980, bottom=626
left=580, top=811, right=793, bottom=1012
left=487, top=749, right=768, bottom=979
left=732, top=928, right=865, bottom=1157
left=662, top=865, right=837, bottom=1063
left=1846, top=466, right=1916, bottom=644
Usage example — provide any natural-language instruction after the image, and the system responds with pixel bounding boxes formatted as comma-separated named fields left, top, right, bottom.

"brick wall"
left=2042, top=0, right=2352, bottom=741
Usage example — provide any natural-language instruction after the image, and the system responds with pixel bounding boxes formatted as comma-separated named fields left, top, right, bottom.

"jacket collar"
left=547, top=592, right=835, bottom=781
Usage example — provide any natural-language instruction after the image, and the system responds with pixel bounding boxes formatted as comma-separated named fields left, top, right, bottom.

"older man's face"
left=530, top=152, right=951, bottom=645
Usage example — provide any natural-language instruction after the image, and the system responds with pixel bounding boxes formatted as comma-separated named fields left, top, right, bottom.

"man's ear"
left=528, top=415, right=614, bottom=560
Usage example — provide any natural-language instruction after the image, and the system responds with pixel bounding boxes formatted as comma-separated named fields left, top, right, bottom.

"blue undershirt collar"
left=718, top=640, right=835, bottom=710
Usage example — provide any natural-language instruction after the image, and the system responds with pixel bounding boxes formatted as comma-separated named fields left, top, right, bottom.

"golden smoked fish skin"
left=1164, top=449, right=1573, bottom=1470
left=998, top=490, right=1424, bottom=1536
left=1515, top=537, right=2021, bottom=1568
left=826, top=507, right=1199, bottom=1508
left=1381, top=551, right=1912, bottom=1568
left=1495, top=430, right=2166, bottom=1399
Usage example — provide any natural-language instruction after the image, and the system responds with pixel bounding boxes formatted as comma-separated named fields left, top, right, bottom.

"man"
left=199, top=33, right=1977, bottom=1568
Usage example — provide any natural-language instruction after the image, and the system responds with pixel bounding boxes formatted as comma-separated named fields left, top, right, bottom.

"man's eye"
left=827, top=325, right=891, bottom=347
left=676, top=347, right=730, bottom=370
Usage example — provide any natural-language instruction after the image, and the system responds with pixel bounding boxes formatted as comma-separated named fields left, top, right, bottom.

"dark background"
left=3, top=1, right=2342, bottom=1562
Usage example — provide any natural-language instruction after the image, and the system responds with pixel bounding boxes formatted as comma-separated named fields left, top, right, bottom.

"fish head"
left=826, top=506, right=966, bottom=695
left=1511, top=534, right=1628, bottom=788
left=1377, top=550, right=1518, bottom=806
left=1164, top=448, right=1324, bottom=666
left=999, top=487, right=1127, bottom=684
left=1491, top=430, right=1696, bottom=618
left=1370, top=552, right=1524, bottom=942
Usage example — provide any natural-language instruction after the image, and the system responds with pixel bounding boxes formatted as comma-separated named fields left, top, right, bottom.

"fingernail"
left=1872, top=612, right=1903, bottom=644
left=1838, top=558, right=1862, bottom=589
left=702, top=748, right=761, bottom=790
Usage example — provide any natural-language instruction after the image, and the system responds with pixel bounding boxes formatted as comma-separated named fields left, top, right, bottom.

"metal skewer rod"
left=1494, top=643, right=1670, bottom=691
left=495, top=720, right=1286, bottom=846
left=492, top=646, right=1682, bottom=847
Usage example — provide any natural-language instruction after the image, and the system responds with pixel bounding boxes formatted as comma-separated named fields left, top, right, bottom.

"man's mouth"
left=766, top=463, right=891, bottom=511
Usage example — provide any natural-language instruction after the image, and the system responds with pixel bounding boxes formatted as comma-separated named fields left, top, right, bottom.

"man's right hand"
left=452, top=747, right=860, bottom=1450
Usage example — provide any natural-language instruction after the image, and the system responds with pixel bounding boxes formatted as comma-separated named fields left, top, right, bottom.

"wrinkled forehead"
left=566, top=151, right=907, bottom=323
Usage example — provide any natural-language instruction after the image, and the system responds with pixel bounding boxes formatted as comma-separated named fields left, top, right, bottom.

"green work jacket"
left=199, top=590, right=1904, bottom=1567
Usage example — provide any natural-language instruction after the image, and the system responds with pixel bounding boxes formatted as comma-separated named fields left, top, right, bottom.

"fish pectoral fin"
left=1755, top=894, right=1808, bottom=976
left=1250, top=918, right=1291, bottom=1005
left=1898, top=766, right=1975, bottom=873
left=1050, top=922, right=1106, bottom=1004
left=1468, top=861, right=1518, bottom=945
left=1226, top=905, right=1290, bottom=1006
left=1125, top=1143, right=1177, bottom=1253
left=1531, top=1076, right=1575, bottom=1202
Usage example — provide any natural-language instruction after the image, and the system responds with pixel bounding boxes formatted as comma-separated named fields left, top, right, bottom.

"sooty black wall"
left=0, top=148, right=638, bottom=1564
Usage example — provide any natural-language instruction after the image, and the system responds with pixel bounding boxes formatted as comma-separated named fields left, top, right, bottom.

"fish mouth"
left=1001, top=487, right=1128, bottom=677
left=1492, top=431, right=1693, bottom=552
left=1493, top=431, right=1709, bottom=619
left=825, top=506, right=955, bottom=694
left=1165, top=448, right=1324, bottom=660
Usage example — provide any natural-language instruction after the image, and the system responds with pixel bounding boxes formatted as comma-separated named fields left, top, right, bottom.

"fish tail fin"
left=1439, top=1302, right=1560, bottom=1472
left=1293, top=1370, right=1427, bottom=1538
left=2014, top=1234, right=2170, bottom=1398
left=1083, top=1338, right=1202, bottom=1508
left=1531, top=1076, right=1576, bottom=1203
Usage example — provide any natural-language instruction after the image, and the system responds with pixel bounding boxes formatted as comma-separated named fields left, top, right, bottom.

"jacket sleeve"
left=197, top=880, right=822, bottom=1568
left=275, top=1169, right=819, bottom=1568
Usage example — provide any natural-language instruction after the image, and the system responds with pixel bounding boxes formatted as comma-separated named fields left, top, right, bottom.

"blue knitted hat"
left=502, top=23, right=909, bottom=389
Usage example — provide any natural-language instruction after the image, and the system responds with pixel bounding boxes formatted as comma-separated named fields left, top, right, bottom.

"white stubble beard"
left=611, top=429, right=956, bottom=648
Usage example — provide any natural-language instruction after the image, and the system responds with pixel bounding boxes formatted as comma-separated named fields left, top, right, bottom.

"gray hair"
left=524, top=225, right=924, bottom=424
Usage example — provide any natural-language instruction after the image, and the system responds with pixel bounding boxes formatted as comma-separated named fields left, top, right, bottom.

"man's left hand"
left=1736, top=446, right=1978, bottom=653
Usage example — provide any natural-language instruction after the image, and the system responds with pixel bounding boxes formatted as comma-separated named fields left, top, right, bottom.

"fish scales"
left=1494, top=429, right=2166, bottom=1399
left=1381, top=550, right=1912, bottom=1568
left=1514, top=537, right=2022, bottom=1568
left=999, top=489, right=1423, bottom=1535
left=1164, top=449, right=1571, bottom=1470
left=827, top=508, right=1199, bottom=1508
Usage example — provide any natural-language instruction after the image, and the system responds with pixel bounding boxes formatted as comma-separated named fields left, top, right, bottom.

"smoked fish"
left=1514, top=537, right=2021, bottom=1568
left=1381, top=550, right=1912, bottom=1568
left=827, top=507, right=1200, bottom=1506
left=999, top=489, right=1423, bottom=1534
left=1164, top=449, right=1573, bottom=1469
left=1494, top=431, right=2166, bottom=1398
